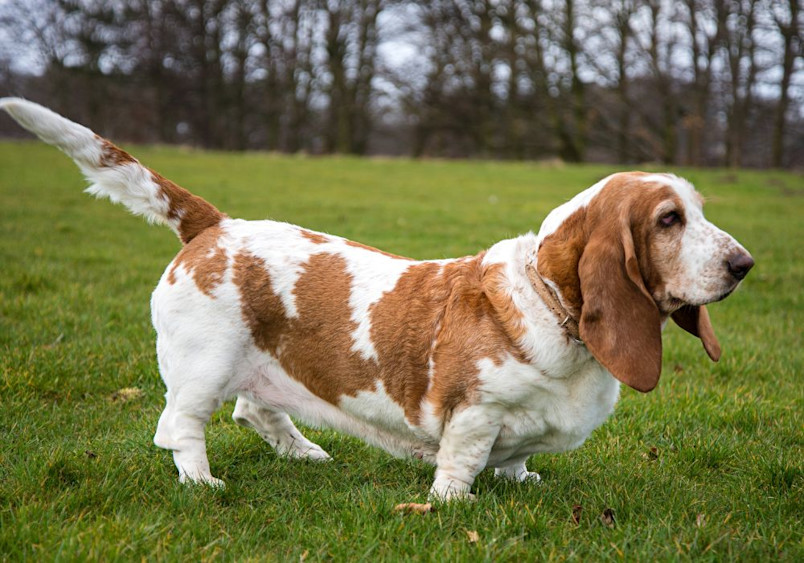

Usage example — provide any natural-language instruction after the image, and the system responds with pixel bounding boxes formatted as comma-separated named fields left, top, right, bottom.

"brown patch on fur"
left=233, top=251, right=289, bottom=352
left=425, top=257, right=528, bottom=417
left=536, top=206, right=587, bottom=317
left=370, top=256, right=528, bottom=420
left=345, top=240, right=410, bottom=260
left=96, top=137, right=137, bottom=167
left=481, top=263, right=528, bottom=344
left=300, top=229, right=330, bottom=244
left=633, top=189, right=685, bottom=304
left=234, top=252, right=391, bottom=407
left=94, top=133, right=223, bottom=244
left=233, top=250, right=527, bottom=424
left=367, top=261, right=443, bottom=422
left=151, top=172, right=226, bottom=244
left=168, top=226, right=228, bottom=297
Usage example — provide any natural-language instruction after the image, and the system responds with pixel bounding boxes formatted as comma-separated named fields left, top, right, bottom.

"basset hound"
left=1, top=98, right=753, bottom=501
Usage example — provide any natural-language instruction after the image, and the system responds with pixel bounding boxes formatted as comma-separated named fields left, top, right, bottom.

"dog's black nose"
left=727, top=252, right=754, bottom=280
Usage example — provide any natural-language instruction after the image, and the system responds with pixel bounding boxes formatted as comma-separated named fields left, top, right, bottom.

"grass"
left=0, top=140, right=802, bottom=561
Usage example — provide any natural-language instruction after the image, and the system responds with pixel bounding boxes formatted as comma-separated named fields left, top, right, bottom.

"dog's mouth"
left=711, top=285, right=738, bottom=303
left=665, top=281, right=740, bottom=310
left=656, top=293, right=685, bottom=315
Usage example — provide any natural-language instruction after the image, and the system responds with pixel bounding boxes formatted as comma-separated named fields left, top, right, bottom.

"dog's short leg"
left=429, top=406, right=500, bottom=502
left=232, top=397, right=331, bottom=461
left=493, top=460, right=541, bottom=483
left=152, top=334, right=230, bottom=487
left=154, top=386, right=225, bottom=487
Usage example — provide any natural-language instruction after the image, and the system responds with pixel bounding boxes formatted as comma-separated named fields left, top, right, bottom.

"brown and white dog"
left=1, top=98, right=753, bottom=501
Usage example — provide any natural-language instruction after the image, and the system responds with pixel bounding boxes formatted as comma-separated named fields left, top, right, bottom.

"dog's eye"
left=660, top=211, right=680, bottom=227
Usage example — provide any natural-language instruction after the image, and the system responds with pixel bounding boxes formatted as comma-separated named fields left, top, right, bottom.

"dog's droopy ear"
left=578, top=224, right=663, bottom=393
left=671, top=305, right=721, bottom=362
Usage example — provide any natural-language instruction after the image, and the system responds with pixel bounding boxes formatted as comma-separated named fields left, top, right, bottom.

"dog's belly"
left=238, top=347, right=620, bottom=470
left=239, top=352, right=441, bottom=461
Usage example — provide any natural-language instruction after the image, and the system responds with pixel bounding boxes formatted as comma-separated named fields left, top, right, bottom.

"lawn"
left=0, top=141, right=801, bottom=560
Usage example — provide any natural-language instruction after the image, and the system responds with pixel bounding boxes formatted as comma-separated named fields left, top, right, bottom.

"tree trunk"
left=771, top=0, right=800, bottom=168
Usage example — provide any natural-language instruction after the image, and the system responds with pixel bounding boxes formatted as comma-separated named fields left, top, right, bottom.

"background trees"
left=0, top=0, right=802, bottom=167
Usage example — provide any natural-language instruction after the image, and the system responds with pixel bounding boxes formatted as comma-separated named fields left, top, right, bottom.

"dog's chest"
left=484, top=359, right=620, bottom=464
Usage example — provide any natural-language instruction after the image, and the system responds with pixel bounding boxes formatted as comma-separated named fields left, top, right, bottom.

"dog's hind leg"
left=152, top=336, right=231, bottom=487
left=154, top=389, right=224, bottom=487
left=232, top=397, right=331, bottom=461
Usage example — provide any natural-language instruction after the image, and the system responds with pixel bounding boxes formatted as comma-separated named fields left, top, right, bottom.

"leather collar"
left=525, top=260, right=583, bottom=345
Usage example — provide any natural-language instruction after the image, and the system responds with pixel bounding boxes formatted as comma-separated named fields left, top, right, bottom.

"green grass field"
left=0, top=141, right=801, bottom=560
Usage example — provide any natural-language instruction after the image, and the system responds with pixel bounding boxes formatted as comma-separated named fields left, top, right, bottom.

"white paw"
left=277, top=441, right=332, bottom=462
left=429, top=489, right=477, bottom=503
left=519, top=471, right=542, bottom=484
left=293, top=445, right=332, bottom=462
left=494, top=466, right=542, bottom=484
left=429, top=478, right=476, bottom=502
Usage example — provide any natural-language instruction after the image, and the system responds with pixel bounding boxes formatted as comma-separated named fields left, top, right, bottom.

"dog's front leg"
left=429, top=406, right=500, bottom=502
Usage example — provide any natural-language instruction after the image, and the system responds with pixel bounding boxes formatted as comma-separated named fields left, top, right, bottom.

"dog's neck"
left=524, top=256, right=583, bottom=345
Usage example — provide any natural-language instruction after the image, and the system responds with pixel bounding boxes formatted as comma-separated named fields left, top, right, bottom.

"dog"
left=1, top=98, right=753, bottom=501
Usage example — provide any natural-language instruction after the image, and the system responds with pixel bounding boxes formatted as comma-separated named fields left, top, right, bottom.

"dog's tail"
left=0, top=97, right=224, bottom=244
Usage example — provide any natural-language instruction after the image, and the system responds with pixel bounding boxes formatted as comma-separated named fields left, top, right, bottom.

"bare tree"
left=770, top=0, right=802, bottom=168
left=0, top=0, right=802, bottom=166
left=322, top=0, right=383, bottom=154
left=682, top=0, right=723, bottom=165
left=720, top=0, right=760, bottom=167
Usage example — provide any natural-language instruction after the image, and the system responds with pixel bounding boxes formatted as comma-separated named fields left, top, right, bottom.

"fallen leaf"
left=571, top=504, right=583, bottom=525
left=600, top=508, right=615, bottom=528
left=696, top=513, right=706, bottom=528
left=465, top=530, right=480, bottom=543
left=110, top=387, right=143, bottom=403
left=641, top=446, right=659, bottom=461
left=300, top=549, right=309, bottom=561
left=85, top=450, right=97, bottom=459
left=393, top=502, right=434, bottom=515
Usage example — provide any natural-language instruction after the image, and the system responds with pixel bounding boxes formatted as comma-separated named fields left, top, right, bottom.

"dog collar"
left=524, top=260, right=583, bottom=345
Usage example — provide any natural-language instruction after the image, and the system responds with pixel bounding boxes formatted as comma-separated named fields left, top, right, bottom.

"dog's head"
left=536, top=172, right=753, bottom=392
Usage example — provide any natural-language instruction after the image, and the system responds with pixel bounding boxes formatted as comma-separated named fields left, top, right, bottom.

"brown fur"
left=426, top=257, right=528, bottom=417
left=97, top=138, right=137, bottom=167
left=536, top=206, right=587, bottom=318
left=671, top=305, right=721, bottom=361
left=300, top=229, right=330, bottom=244
left=232, top=250, right=527, bottom=422
left=481, top=263, right=528, bottom=346
left=167, top=226, right=228, bottom=297
left=152, top=172, right=225, bottom=244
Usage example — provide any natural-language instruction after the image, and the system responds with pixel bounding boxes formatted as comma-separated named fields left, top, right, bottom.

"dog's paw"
left=428, top=478, right=476, bottom=503
left=494, top=465, right=541, bottom=484
left=281, top=443, right=332, bottom=462
left=518, top=471, right=542, bottom=484
left=296, top=445, right=332, bottom=462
